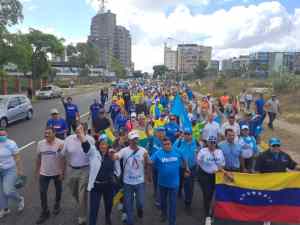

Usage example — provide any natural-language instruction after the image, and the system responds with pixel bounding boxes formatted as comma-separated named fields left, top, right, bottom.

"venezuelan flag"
left=214, top=172, right=300, bottom=224
left=104, top=128, right=116, bottom=145
left=137, top=130, right=148, bottom=148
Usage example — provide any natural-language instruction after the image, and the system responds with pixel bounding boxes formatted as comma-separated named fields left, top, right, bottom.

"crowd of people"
left=0, top=80, right=298, bottom=225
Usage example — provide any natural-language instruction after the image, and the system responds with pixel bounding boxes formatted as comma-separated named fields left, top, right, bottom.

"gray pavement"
left=1, top=90, right=289, bottom=225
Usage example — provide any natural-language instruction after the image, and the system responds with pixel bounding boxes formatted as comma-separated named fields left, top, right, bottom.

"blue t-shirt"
left=218, top=141, right=242, bottom=170
left=165, top=122, right=180, bottom=143
left=64, top=103, right=79, bottom=120
left=175, top=139, right=198, bottom=169
left=151, top=149, right=181, bottom=188
left=0, top=139, right=19, bottom=170
left=46, top=118, right=67, bottom=135
left=90, top=103, right=102, bottom=121
left=148, top=136, right=163, bottom=157
left=109, top=103, right=120, bottom=121
left=255, top=98, right=265, bottom=115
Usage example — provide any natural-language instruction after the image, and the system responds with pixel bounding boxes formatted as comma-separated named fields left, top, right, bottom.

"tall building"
left=177, top=44, right=212, bottom=74
left=88, top=10, right=132, bottom=71
left=164, top=45, right=177, bottom=71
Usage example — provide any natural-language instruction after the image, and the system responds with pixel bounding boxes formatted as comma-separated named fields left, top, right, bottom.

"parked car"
left=0, top=95, right=33, bottom=128
left=36, top=85, right=63, bottom=99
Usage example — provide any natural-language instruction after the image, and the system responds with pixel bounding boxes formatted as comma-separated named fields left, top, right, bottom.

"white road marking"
left=19, top=141, right=36, bottom=152
left=19, top=111, right=90, bottom=152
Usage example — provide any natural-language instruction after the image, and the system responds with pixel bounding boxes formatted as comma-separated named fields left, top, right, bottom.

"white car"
left=36, top=85, right=63, bottom=99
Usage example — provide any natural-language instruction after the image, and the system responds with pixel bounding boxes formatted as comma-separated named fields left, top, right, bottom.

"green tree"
left=25, top=29, right=64, bottom=92
left=153, top=65, right=168, bottom=79
left=111, top=57, right=126, bottom=78
left=193, top=59, right=208, bottom=79
left=0, top=0, right=23, bottom=28
left=68, top=42, right=99, bottom=68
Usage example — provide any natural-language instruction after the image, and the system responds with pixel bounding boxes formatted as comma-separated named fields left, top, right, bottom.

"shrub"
left=272, top=74, right=300, bottom=93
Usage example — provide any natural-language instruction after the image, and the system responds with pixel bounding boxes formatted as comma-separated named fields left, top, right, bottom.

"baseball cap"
left=269, top=137, right=281, bottom=146
left=128, top=130, right=140, bottom=140
left=241, top=125, right=249, bottom=130
left=183, top=128, right=192, bottom=134
left=98, top=134, right=109, bottom=143
left=50, top=108, right=59, bottom=114
left=155, top=127, right=166, bottom=132
left=207, top=136, right=217, bottom=142
left=131, top=112, right=137, bottom=118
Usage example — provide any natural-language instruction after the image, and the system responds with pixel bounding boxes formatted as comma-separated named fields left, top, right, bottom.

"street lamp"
left=166, top=37, right=185, bottom=83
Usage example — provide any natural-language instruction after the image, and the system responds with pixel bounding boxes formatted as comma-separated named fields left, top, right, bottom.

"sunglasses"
left=208, top=141, right=217, bottom=144
left=184, top=132, right=192, bottom=135
left=271, top=144, right=280, bottom=147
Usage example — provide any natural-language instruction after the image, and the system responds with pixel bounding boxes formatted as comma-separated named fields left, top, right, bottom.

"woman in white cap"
left=238, top=125, right=259, bottom=172
left=0, top=128, right=24, bottom=218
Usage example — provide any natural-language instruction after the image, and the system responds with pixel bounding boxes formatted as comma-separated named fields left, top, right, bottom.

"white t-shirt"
left=197, top=148, right=225, bottom=174
left=202, top=121, right=220, bottom=141
left=221, top=122, right=240, bottom=142
left=62, top=134, right=95, bottom=167
left=37, top=138, right=64, bottom=176
left=0, top=139, right=19, bottom=170
left=116, top=146, right=147, bottom=185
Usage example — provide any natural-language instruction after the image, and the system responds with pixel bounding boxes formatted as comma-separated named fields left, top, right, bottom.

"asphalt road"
left=1, top=90, right=290, bottom=225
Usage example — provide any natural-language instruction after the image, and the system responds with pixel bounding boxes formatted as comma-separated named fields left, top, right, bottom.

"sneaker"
left=17, top=196, right=25, bottom=212
left=52, top=204, right=61, bottom=215
left=0, top=208, right=10, bottom=218
left=137, top=208, right=143, bottom=218
left=160, top=214, right=167, bottom=223
left=117, top=203, right=123, bottom=211
left=205, top=217, right=212, bottom=225
left=78, top=217, right=87, bottom=225
left=36, top=211, right=50, bottom=224
left=121, top=213, right=127, bottom=223
left=263, top=222, right=271, bottom=225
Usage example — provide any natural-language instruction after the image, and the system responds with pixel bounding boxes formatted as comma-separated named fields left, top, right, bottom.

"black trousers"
left=66, top=118, right=77, bottom=135
left=39, top=175, right=62, bottom=213
left=198, top=169, right=215, bottom=217
left=89, top=182, right=113, bottom=225
left=268, top=112, right=277, bottom=129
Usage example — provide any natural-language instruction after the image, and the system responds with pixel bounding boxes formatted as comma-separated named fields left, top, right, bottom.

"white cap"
left=131, top=112, right=137, bottom=118
left=241, top=125, right=249, bottom=130
left=50, top=108, right=59, bottom=114
left=128, top=130, right=140, bottom=140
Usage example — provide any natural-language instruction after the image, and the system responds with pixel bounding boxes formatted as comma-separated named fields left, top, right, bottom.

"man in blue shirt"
left=147, top=127, right=165, bottom=206
left=89, top=99, right=103, bottom=128
left=219, top=128, right=245, bottom=172
left=108, top=97, right=121, bottom=122
left=165, top=115, right=180, bottom=143
left=61, top=97, right=80, bottom=135
left=150, top=137, right=186, bottom=225
left=46, top=109, right=67, bottom=140
left=255, top=93, right=266, bottom=126
left=174, top=128, right=198, bottom=211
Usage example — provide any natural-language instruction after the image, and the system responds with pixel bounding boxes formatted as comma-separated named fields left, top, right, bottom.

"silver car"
left=0, top=95, right=33, bottom=128
left=36, top=85, right=63, bottom=99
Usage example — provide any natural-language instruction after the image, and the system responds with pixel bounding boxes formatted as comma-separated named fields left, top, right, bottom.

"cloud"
left=86, top=0, right=300, bottom=72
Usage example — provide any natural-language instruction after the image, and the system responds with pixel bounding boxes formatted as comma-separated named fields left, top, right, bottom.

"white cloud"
left=86, top=0, right=300, bottom=72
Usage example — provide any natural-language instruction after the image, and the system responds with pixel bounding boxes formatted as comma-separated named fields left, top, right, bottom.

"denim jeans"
left=159, top=186, right=178, bottom=225
left=123, top=183, right=145, bottom=225
left=39, top=175, right=62, bottom=213
left=183, top=166, right=196, bottom=206
left=0, top=167, right=22, bottom=209
left=152, top=167, right=160, bottom=204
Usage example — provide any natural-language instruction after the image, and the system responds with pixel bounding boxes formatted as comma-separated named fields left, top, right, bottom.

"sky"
left=13, top=0, right=300, bottom=72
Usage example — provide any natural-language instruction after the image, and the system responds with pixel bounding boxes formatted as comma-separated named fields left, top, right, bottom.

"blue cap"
left=269, top=137, right=281, bottom=146
left=183, top=128, right=192, bottom=134
left=155, top=127, right=166, bottom=132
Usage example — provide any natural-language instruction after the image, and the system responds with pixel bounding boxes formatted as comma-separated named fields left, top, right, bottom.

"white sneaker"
left=0, top=208, right=11, bottom=218
left=205, top=217, right=212, bottom=225
left=78, top=217, right=86, bottom=225
left=17, top=196, right=24, bottom=212
left=263, top=222, right=271, bottom=225
left=121, top=213, right=127, bottom=222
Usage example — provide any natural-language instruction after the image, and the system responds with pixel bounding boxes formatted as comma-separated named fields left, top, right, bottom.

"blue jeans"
left=159, top=186, right=178, bottom=225
left=152, top=168, right=160, bottom=204
left=0, top=167, right=22, bottom=209
left=124, top=183, right=145, bottom=225
left=183, top=166, right=196, bottom=206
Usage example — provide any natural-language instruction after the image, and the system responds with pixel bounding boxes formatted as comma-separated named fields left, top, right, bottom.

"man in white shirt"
left=35, top=127, right=65, bottom=224
left=265, top=95, right=280, bottom=130
left=61, top=123, right=95, bottom=225
left=112, top=130, right=149, bottom=225
left=202, top=114, right=221, bottom=142
left=221, top=114, right=240, bottom=142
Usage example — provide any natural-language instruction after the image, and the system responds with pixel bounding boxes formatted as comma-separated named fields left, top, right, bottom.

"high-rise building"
left=88, top=9, right=132, bottom=71
left=177, top=44, right=212, bottom=74
left=164, top=45, right=177, bottom=71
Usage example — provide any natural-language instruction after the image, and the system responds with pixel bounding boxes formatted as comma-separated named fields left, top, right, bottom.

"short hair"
left=162, top=137, right=171, bottom=142
left=225, top=128, right=235, bottom=136
left=76, top=122, right=88, bottom=132
left=45, top=126, right=56, bottom=133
